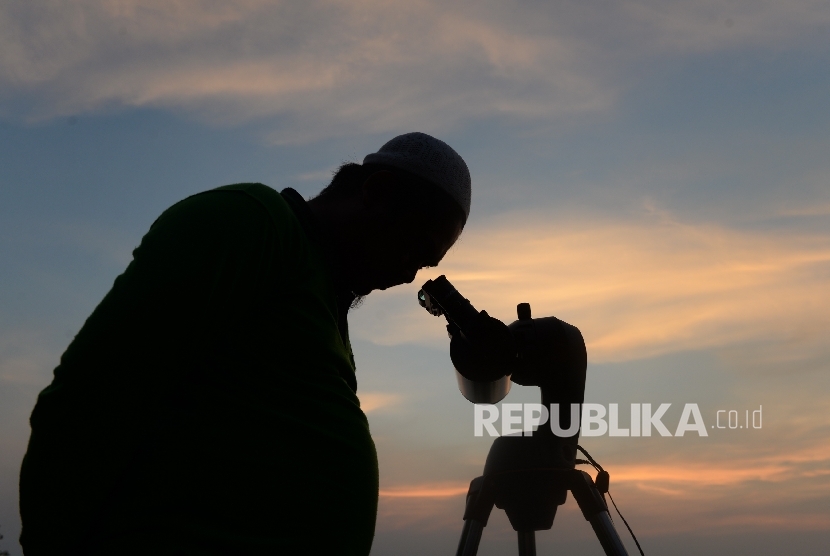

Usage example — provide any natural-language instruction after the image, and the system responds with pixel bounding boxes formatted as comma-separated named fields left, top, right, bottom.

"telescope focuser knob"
left=596, top=470, right=610, bottom=494
left=517, top=303, right=532, bottom=321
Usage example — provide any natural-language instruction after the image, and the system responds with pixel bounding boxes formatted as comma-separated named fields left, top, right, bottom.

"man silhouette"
left=19, top=132, right=470, bottom=555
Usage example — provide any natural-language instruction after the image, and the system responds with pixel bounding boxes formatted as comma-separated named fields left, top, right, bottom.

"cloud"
left=611, top=444, right=830, bottom=489
left=372, top=438, right=830, bottom=535
left=780, top=204, right=830, bottom=217
left=607, top=442, right=830, bottom=534
left=379, top=483, right=468, bottom=498
left=0, top=0, right=611, bottom=141
left=358, top=391, right=403, bottom=413
left=350, top=204, right=830, bottom=365
left=618, top=0, right=830, bottom=52
left=3, top=1, right=828, bottom=141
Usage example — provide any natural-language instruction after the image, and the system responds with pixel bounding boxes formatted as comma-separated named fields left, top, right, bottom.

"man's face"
left=349, top=175, right=465, bottom=296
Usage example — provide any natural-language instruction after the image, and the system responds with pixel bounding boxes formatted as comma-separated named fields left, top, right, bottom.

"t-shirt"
left=19, top=184, right=379, bottom=555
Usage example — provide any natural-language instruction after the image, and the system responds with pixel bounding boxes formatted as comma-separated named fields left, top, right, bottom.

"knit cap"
left=363, top=132, right=471, bottom=219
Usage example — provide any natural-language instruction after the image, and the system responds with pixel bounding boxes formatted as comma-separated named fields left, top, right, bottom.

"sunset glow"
left=2, top=1, right=829, bottom=555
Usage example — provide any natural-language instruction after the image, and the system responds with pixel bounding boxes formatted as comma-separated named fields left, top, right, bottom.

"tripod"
left=455, top=428, right=629, bottom=556
left=416, top=277, right=631, bottom=555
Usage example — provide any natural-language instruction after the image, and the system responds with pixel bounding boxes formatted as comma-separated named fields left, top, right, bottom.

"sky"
left=1, top=1, right=829, bottom=554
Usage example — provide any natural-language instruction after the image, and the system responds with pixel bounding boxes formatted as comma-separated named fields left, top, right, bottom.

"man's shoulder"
left=208, top=182, right=295, bottom=226
left=211, top=182, right=281, bottom=201
left=161, top=182, right=303, bottom=239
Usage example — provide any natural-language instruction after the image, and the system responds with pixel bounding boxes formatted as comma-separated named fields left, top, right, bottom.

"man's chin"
left=377, top=276, right=409, bottom=292
left=354, top=275, right=407, bottom=295
left=363, top=281, right=396, bottom=294
left=352, top=283, right=375, bottom=296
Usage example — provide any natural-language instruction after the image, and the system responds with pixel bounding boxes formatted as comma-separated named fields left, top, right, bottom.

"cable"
left=576, top=445, right=645, bottom=556
left=575, top=446, right=604, bottom=472
left=606, top=489, right=644, bottom=556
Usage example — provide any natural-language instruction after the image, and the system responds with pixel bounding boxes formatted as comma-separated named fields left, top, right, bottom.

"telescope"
left=418, top=276, right=635, bottom=556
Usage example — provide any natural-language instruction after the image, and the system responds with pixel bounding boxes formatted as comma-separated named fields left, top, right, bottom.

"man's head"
left=308, top=132, right=471, bottom=297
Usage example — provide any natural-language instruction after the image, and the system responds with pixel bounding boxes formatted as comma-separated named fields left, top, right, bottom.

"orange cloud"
left=379, top=483, right=469, bottom=498
left=0, top=0, right=608, bottom=140
left=358, top=392, right=403, bottom=413
left=374, top=440, right=830, bottom=536
left=6, top=1, right=830, bottom=139
left=352, top=207, right=830, bottom=365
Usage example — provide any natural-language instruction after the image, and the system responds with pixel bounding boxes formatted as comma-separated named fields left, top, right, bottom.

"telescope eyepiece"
left=418, top=289, right=443, bottom=316
left=418, top=276, right=480, bottom=331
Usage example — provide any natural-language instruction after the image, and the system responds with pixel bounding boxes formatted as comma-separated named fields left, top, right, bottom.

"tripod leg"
left=456, top=476, right=495, bottom=556
left=588, top=511, right=629, bottom=556
left=517, top=530, right=536, bottom=556
left=456, top=518, right=473, bottom=556
left=570, top=471, right=629, bottom=556
left=456, top=519, right=485, bottom=556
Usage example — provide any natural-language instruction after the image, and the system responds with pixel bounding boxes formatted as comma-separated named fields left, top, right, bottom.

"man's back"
left=20, top=184, right=378, bottom=555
